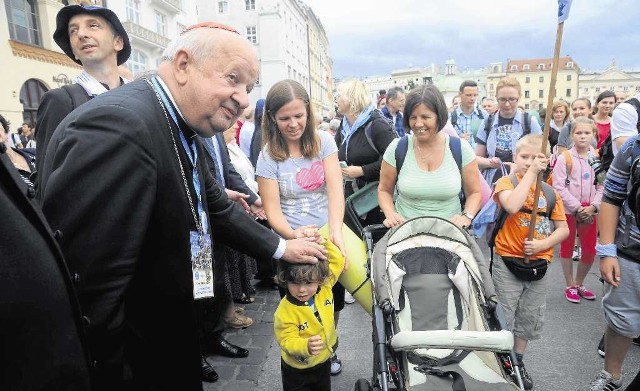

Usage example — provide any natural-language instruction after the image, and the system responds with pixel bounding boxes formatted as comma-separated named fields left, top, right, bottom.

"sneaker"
left=597, top=335, right=605, bottom=358
left=224, top=313, right=253, bottom=329
left=565, top=286, right=581, bottom=303
left=344, top=291, right=356, bottom=304
left=578, top=285, right=597, bottom=300
left=633, top=336, right=640, bottom=346
left=330, top=354, right=342, bottom=376
left=573, top=246, right=581, bottom=262
left=580, top=370, right=622, bottom=391
left=516, top=364, right=533, bottom=390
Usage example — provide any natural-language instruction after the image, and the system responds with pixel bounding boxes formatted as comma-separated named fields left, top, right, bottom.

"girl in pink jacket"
left=552, top=117, right=603, bottom=304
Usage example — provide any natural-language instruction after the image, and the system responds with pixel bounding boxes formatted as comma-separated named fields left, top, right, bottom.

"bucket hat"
left=53, top=5, right=131, bottom=66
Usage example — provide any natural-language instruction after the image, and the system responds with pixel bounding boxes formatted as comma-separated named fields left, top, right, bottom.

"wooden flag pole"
left=524, top=21, right=564, bottom=262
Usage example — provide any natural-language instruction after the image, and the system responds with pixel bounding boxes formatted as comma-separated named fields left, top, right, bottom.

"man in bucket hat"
left=35, top=4, right=131, bottom=198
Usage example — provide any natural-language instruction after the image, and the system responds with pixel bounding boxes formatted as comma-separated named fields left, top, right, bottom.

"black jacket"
left=334, top=110, right=396, bottom=195
left=38, top=79, right=281, bottom=391
left=0, top=152, right=91, bottom=390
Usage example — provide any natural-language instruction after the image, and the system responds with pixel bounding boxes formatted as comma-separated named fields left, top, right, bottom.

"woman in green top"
left=378, top=84, right=482, bottom=229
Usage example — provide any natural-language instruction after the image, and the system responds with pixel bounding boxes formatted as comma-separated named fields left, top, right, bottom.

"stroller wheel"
left=354, top=378, right=372, bottom=391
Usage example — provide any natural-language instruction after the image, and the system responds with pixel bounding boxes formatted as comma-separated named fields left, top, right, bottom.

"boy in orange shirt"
left=492, top=134, right=569, bottom=389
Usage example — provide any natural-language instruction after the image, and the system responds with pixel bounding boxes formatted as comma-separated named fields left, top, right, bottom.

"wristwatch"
left=461, top=211, right=474, bottom=220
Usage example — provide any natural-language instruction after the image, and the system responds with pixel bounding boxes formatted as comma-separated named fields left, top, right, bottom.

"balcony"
left=151, top=0, right=182, bottom=14
left=123, top=21, right=170, bottom=51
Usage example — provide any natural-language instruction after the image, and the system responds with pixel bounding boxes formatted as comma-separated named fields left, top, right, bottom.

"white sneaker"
left=573, top=246, right=581, bottom=262
left=580, top=370, right=622, bottom=391
left=344, top=291, right=356, bottom=304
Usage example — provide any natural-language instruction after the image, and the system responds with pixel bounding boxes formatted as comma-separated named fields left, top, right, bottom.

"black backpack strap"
left=523, top=111, right=531, bottom=135
left=450, top=110, right=458, bottom=129
left=395, top=135, right=409, bottom=174
left=477, top=106, right=485, bottom=120
left=62, top=83, right=91, bottom=110
left=485, top=113, right=494, bottom=136
left=363, top=121, right=379, bottom=155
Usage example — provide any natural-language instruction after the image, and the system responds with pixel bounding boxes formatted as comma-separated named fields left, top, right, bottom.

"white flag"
left=558, top=0, right=572, bottom=23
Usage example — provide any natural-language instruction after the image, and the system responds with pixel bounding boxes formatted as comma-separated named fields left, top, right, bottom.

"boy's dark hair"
left=276, top=260, right=330, bottom=287
left=458, top=80, right=478, bottom=93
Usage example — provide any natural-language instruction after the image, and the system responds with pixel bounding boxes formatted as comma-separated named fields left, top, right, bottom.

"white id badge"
left=191, top=231, right=214, bottom=299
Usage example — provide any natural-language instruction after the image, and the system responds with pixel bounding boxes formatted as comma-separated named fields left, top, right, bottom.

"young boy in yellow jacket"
left=274, top=241, right=345, bottom=391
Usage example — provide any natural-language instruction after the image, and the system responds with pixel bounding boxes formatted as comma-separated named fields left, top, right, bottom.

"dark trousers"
left=281, top=359, right=330, bottom=391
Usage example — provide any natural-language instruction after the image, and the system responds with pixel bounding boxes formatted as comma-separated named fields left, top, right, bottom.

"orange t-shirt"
left=493, top=175, right=566, bottom=261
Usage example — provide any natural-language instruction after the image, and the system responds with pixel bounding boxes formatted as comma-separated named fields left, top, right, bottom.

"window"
left=539, top=76, right=544, bottom=83
left=636, top=86, right=640, bottom=93
left=523, top=64, right=530, bottom=71
left=624, top=86, right=629, bottom=91
left=596, top=87, right=601, bottom=93
left=525, top=77, right=530, bottom=83
left=19, top=78, right=47, bottom=125
left=154, top=11, right=167, bottom=36
left=567, top=61, right=574, bottom=68
left=538, top=63, right=545, bottom=70
left=510, top=65, right=518, bottom=71
left=524, top=90, right=530, bottom=98
left=489, top=83, right=494, bottom=90
left=566, top=88, right=572, bottom=97
left=538, top=90, right=544, bottom=98
left=126, top=0, right=140, bottom=23
left=218, top=0, right=228, bottom=13
left=6, top=0, right=40, bottom=45
left=583, top=88, right=589, bottom=93
left=525, top=103, right=530, bottom=110
left=492, top=65, right=499, bottom=73
left=128, top=50, right=147, bottom=76
left=246, top=26, right=257, bottom=44
left=566, top=75, right=572, bottom=81
left=245, top=0, right=255, bottom=10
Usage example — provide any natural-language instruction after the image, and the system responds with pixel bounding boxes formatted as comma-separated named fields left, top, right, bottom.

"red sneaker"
left=577, top=285, right=596, bottom=300
left=565, top=286, right=580, bottom=303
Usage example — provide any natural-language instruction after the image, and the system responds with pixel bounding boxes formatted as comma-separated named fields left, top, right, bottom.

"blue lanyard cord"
left=148, top=76, right=207, bottom=232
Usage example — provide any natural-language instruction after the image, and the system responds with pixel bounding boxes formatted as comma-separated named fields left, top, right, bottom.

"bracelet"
left=595, top=243, right=617, bottom=257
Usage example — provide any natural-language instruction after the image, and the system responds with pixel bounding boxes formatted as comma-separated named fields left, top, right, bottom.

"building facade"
left=109, top=0, right=197, bottom=77
left=578, top=60, right=640, bottom=103
left=504, top=56, right=579, bottom=110
left=0, top=0, right=197, bottom=131
left=198, top=0, right=332, bottom=114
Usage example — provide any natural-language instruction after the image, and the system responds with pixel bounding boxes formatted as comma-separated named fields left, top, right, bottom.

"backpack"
left=450, top=106, right=485, bottom=130
left=627, top=138, right=640, bottom=229
left=559, top=150, right=573, bottom=186
left=395, top=134, right=465, bottom=206
left=62, top=83, right=92, bottom=110
left=597, top=98, right=640, bottom=178
left=363, top=121, right=379, bottom=155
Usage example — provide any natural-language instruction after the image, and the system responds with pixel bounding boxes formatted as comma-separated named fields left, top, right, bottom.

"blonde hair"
left=336, top=79, right=372, bottom=115
left=551, top=100, right=570, bottom=122
left=570, top=116, right=597, bottom=136
left=516, top=134, right=549, bottom=156
left=496, top=76, right=522, bottom=96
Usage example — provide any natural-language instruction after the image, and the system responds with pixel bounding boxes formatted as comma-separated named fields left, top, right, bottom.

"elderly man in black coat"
left=0, top=149, right=90, bottom=390
left=38, top=21, right=326, bottom=391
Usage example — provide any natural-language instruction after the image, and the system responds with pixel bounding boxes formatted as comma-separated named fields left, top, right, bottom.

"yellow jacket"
left=273, top=240, right=345, bottom=369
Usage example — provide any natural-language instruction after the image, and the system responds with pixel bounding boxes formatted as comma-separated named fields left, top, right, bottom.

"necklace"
left=288, top=154, right=306, bottom=172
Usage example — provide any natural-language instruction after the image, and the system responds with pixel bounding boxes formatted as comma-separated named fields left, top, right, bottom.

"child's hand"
left=523, top=239, right=546, bottom=257
left=529, top=153, right=549, bottom=175
left=307, top=335, right=324, bottom=355
left=330, top=233, right=348, bottom=271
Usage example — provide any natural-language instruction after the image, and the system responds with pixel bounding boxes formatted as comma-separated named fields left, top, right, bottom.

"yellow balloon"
left=319, top=223, right=373, bottom=315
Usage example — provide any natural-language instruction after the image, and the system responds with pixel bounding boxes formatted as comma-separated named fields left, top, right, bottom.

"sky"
left=303, top=0, right=640, bottom=79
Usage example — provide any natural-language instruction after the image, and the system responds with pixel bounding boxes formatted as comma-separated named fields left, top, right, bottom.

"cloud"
left=303, top=0, right=640, bottom=77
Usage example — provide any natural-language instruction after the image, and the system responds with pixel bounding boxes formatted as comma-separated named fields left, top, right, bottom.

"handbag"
left=501, top=256, right=548, bottom=281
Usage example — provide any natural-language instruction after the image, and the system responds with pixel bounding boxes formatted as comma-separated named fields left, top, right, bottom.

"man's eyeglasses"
left=497, top=97, right=518, bottom=104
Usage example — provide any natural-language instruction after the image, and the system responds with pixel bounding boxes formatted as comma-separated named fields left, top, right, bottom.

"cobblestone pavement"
left=205, top=257, right=640, bottom=391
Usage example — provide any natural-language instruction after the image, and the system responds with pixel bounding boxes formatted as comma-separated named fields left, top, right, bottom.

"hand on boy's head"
left=307, top=335, right=324, bottom=355
left=283, top=238, right=328, bottom=264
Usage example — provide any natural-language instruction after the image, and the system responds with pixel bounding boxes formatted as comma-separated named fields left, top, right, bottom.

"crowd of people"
left=2, top=4, right=640, bottom=391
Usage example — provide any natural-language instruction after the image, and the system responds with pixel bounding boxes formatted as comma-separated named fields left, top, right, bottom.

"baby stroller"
left=355, top=217, right=524, bottom=391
